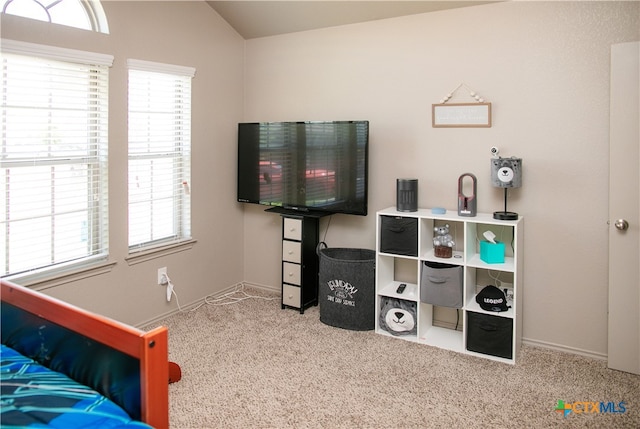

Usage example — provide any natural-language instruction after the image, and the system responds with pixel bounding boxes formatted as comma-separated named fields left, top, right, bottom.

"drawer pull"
left=288, top=272, right=293, bottom=277
left=288, top=250, right=293, bottom=255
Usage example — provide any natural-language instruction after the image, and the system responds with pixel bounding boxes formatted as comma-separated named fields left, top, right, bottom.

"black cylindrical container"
left=396, top=179, right=418, bottom=212
left=318, top=247, right=376, bottom=331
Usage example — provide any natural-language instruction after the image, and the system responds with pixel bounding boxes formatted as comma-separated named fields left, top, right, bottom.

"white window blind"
left=127, top=60, right=194, bottom=252
left=1, top=40, right=112, bottom=278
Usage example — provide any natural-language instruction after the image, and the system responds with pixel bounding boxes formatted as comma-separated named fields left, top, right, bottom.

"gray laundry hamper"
left=318, top=246, right=376, bottom=331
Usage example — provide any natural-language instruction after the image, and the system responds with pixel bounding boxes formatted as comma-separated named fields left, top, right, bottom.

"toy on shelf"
left=433, top=224, right=455, bottom=258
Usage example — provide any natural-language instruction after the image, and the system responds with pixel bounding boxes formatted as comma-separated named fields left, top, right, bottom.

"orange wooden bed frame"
left=1, top=279, right=169, bottom=428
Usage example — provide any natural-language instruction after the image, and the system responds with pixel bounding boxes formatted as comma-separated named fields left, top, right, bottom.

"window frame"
left=1, top=0, right=110, bottom=33
left=1, top=39, right=114, bottom=284
left=126, top=59, right=195, bottom=257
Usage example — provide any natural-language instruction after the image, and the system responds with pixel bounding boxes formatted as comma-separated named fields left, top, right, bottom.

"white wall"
left=242, top=1, right=639, bottom=357
left=1, top=1, right=246, bottom=326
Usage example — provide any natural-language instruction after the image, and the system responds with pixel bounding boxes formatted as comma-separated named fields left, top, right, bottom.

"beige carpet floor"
left=145, top=286, right=640, bottom=428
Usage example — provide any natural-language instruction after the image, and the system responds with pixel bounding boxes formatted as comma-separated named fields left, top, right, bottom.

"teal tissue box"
left=480, top=241, right=505, bottom=264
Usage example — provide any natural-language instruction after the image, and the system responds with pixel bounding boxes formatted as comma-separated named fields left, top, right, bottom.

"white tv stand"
left=375, top=207, right=523, bottom=364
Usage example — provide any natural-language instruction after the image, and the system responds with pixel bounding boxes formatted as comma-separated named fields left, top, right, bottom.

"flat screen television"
left=237, top=121, right=369, bottom=216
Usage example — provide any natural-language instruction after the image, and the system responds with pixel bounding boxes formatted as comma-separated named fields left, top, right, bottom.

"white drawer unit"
left=275, top=210, right=323, bottom=314
left=282, top=284, right=301, bottom=308
left=375, top=207, right=524, bottom=364
left=282, top=240, right=302, bottom=264
left=282, top=262, right=302, bottom=285
left=283, top=217, right=302, bottom=241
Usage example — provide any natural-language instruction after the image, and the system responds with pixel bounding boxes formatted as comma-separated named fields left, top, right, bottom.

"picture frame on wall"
left=432, top=103, right=492, bottom=128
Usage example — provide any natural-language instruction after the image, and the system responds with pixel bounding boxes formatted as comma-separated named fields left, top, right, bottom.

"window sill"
left=8, top=259, right=117, bottom=291
left=125, top=239, right=197, bottom=266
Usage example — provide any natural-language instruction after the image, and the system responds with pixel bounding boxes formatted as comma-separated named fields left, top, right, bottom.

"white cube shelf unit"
left=375, top=207, right=524, bottom=364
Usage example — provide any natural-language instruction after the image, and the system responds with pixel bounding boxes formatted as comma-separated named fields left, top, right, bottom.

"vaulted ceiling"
left=206, top=1, right=499, bottom=39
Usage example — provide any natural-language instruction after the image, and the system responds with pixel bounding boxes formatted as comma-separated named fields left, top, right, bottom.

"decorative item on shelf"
left=434, top=246, right=452, bottom=258
left=476, top=285, right=510, bottom=312
left=432, top=83, right=492, bottom=128
left=480, top=241, right=505, bottom=263
left=457, top=173, right=477, bottom=217
left=491, top=156, right=522, bottom=220
left=433, top=224, right=455, bottom=258
left=379, top=297, right=417, bottom=336
left=396, top=178, right=418, bottom=212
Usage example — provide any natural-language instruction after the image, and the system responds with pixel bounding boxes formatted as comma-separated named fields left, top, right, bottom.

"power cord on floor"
left=158, top=277, right=278, bottom=315
left=187, top=282, right=278, bottom=312
left=141, top=282, right=279, bottom=337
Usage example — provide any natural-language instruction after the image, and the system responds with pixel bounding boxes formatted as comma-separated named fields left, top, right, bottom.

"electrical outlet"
left=157, top=267, right=167, bottom=285
left=502, top=284, right=514, bottom=304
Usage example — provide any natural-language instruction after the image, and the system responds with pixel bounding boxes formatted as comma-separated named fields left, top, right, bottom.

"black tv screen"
left=237, top=121, right=369, bottom=216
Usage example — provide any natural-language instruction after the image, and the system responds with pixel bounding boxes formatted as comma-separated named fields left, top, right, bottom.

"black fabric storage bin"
left=380, top=216, right=418, bottom=256
left=318, top=248, right=376, bottom=331
left=420, top=261, right=463, bottom=308
left=466, top=312, right=513, bottom=359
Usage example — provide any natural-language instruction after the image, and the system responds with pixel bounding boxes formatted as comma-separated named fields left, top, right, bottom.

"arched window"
left=2, top=0, right=109, bottom=33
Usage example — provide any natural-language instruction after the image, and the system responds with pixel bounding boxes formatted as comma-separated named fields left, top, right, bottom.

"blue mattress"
left=1, top=344, right=152, bottom=428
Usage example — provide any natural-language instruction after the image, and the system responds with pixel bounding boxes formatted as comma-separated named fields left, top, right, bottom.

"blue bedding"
left=0, top=345, right=152, bottom=428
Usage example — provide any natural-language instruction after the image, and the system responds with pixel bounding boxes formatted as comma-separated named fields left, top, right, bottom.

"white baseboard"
left=429, top=323, right=607, bottom=361
left=140, top=281, right=609, bottom=363
left=241, top=281, right=279, bottom=294
left=522, top=337, right=607, bottom=361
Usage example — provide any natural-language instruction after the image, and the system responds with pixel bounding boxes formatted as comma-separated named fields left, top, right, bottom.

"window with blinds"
left=1, top=40, right=112, bottom=278
left=127, top=60, right=194, bottom=252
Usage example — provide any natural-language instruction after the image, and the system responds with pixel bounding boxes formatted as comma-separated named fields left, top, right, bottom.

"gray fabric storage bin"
left=319, top=247, right=376, bottom=331
left=378, top=297, right=417, bottom=336
left=420, top=261, right=463, bottom=308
